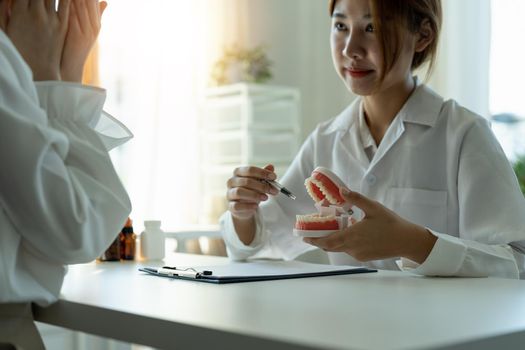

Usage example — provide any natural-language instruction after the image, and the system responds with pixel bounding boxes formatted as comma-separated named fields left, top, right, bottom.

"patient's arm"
left=61, top=0, right=107, bottom=83
left=6, top=0, right=69, bottom=81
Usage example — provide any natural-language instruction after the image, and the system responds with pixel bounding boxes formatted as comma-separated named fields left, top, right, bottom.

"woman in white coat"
left=0, top=0, right=132, bottom=348
left=221, top=0, right=525, bottom=279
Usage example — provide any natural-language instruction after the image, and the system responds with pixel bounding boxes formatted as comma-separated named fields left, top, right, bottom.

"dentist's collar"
left=325, top=77, right=444, bottom=134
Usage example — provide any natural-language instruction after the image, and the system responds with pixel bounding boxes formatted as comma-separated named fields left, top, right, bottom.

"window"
left=98, top=0, right=214, bottom=230
left=490, top=0, right=525, bottom=161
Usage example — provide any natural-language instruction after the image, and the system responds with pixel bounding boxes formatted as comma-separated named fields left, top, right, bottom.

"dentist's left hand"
left=7, top=0, right=71, bottom=81
left=60, top=0, right=107, bottom=83
left=303, top=188, right=437, bottom=264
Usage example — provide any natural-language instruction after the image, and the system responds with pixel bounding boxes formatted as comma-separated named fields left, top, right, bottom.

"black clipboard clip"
left=139, top=266, right=213, bottom=279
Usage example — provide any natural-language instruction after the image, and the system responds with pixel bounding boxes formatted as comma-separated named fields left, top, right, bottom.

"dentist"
left=221, top=0, right=525, bottom=279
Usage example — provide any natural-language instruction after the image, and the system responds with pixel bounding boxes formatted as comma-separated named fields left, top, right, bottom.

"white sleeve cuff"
left=34, top=82, right=133, bottom=151
left=34, top=81, right=105, bottom=126
left=398, top=230, right=467, bottom=276
left=94, top=111, right=133, bottom=151
left=219, top=210, right=265, bottom=261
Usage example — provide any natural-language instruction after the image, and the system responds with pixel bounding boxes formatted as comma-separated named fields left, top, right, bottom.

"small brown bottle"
left=120, top=218, right=136, bottom=260
left=98, top=235, right=121, bottom=261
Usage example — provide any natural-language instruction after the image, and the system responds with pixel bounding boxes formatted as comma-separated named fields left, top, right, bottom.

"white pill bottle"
left=140, top=220, right=165, bottom=260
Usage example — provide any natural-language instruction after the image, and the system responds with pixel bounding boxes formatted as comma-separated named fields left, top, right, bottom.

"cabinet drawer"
left=202, top=131, right=299, bottom=164
left=202, top=98, right=298, bottom=131
left=252, top=99, right=298, bottom=130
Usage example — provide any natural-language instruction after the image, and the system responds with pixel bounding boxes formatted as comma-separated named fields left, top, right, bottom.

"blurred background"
left=38, top=1, right=525, bottom=348
left=83, top=0, right=525, bottom=233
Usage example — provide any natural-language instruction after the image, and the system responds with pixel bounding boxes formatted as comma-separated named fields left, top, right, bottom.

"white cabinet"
left=199, top=83, right=301, bottom=224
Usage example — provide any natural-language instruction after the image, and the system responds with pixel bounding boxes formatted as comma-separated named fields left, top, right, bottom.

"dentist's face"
left=330, top=0, right=416, bottom=96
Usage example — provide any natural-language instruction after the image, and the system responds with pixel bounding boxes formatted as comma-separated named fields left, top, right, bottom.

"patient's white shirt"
left=0, top=30, right=132, bottom=305
left=220, top=81, right=525, bottom=279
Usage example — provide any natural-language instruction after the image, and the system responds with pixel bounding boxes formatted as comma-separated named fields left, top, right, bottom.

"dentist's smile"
left=344, top=67, right=374, bottom=78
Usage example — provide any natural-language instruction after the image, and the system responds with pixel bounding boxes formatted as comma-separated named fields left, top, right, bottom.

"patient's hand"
left=61, top=0, right=107, bottom=83
left=7, top=0, right=70, bottom=81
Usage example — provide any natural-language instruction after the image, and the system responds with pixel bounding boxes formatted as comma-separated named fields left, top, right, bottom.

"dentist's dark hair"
left=329, top=0, right=442, bottom=81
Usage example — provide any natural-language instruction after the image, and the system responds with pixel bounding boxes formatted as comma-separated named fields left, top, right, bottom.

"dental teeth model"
left=293, top=167, right=354, bottom=238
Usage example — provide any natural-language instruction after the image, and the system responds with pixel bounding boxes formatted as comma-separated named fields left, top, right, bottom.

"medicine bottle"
left=140, top=220, right=165, bottom=260
left=120, top=218, right=136, bottom=260
left=98, top=235, right=120, bottom=261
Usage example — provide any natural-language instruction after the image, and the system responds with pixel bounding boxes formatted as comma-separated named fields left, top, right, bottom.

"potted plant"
left=514, top=155, right=525, bottom=195
left=210, top=45, right=272, bottom=86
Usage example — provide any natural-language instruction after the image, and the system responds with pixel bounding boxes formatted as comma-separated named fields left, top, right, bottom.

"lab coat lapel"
left=347, top=123, right=371, bottom=167
left=367, top=114, right=405, bottom=172
left=334, top=100, right=371, bottom=168
left=365, top=82, right=444, bottom=173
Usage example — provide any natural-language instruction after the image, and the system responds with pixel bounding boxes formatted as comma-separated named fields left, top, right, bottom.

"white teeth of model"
left=296, top=214, right=336, bottom=222
left=305, top=178, right=322, bottom=202
left=323, top=191, right=338, bottom=205
left=310, top=178, right=338, bottom=205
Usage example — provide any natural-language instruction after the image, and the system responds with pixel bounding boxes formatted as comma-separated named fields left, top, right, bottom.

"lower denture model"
left=293, top=167, right=354, bottom=238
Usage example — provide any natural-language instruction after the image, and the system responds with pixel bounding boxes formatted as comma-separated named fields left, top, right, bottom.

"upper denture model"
left=305, top=167, right=348, bottom=206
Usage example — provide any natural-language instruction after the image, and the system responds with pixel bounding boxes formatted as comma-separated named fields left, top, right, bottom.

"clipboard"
left=138, top=260, right=376, bottom=284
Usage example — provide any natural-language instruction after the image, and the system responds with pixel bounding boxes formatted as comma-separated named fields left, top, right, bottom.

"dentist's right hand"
left=226, top=164, right=279, bottom=245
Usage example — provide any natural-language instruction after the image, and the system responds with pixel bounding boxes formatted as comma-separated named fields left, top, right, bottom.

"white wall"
left=428, top=0, right=491, bottom=117
left=251, top=0, right=355, bottom=139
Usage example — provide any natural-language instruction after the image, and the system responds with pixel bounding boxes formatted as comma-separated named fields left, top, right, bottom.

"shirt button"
left=367, top=174, right=377, bottom=186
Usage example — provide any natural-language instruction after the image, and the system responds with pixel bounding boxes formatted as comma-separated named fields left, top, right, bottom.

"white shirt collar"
left=325, top=77, right=445, bottom=135
left=357, top=103, right=378, bottom=161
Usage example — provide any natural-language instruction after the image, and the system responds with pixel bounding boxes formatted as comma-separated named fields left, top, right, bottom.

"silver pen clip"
left=156, top=266, right=213, bottom=278
left=264, top=179, right=296, bottom=200
left=158, top=267, right=198, bottom=278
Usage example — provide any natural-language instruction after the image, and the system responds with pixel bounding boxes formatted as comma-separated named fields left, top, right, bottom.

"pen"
left=264, top=179, right=297, bottom=200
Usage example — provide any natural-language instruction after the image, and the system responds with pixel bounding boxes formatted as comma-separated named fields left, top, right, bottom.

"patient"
left=0, top=0, right=132, bottom=348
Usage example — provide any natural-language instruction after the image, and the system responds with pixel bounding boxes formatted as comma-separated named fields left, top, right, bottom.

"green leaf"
left=513, top=155, right=525, bottom=196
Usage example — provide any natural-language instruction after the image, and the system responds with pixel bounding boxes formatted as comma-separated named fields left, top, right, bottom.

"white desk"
left=34, top=253, right=525, bottom=350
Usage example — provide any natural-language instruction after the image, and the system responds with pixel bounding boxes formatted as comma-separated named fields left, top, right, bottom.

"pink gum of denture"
left=294, top=214, right=340, bottom=230
left=305, top=167, right=352, bottom=212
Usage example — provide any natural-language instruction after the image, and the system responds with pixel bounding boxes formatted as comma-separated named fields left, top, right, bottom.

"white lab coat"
left=0, top=30, right=132, bottom=306
left=220, top=81, right=525, bottom=279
